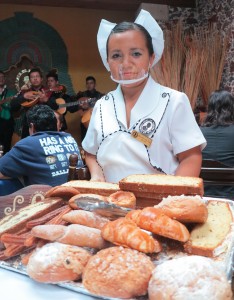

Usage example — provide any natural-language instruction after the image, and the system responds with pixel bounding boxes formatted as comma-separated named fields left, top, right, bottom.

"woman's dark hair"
left=27, top=105, right=57, bottom=132
left=106, top=22, right=154, bottom=57
left=202, top=90, right=234, bottom=127
left=46, top=69, right=58, bottom=81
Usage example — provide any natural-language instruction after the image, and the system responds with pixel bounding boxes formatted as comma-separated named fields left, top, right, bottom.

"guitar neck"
left=59, top=97, right=96, bottom=108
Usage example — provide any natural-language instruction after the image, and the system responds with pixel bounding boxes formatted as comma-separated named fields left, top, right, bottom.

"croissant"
left=126, top=207, right=190, bottom=242
left=101, top=218, right=162, bottom=253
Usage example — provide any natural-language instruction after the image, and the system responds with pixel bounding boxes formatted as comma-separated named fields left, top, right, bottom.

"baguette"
left=0, top=198, right=64, bottom=237
left=184, top=201, right=233, bottom=257
left=31, top=224, right=108, bottom=249
left=126, top=207, right=190, bottom=242
left=155, top=195, right=208, bottom=223
left=62, top=180, right=120, bottom=196
left=119, top=174, right=204, bottom=196
left=101, top=218, right=162, bottom=253
left=62, top=210, right=109, bottom=229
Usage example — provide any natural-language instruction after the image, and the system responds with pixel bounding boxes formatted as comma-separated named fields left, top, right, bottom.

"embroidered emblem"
left=46, top=156, right=57, bottom=164
left=139, top=118, right=156, bottom=135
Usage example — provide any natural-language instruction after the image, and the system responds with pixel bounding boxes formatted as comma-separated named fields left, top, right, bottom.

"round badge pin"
left=139, top=118, right=156, bottom=135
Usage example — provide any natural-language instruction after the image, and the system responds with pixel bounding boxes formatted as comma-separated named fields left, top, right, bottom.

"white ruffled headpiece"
left=97, top=9, right=164, bottom=71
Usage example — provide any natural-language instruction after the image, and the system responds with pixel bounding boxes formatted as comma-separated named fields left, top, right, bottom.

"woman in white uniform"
left=82, top=10, right=206, bottom=183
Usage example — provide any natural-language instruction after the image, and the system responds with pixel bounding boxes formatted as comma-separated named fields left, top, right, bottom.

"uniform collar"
left=114, top=76, right=161, bottom=129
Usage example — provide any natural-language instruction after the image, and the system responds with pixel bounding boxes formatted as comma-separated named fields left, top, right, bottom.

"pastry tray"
left=0, top=197, right=234, bottom=300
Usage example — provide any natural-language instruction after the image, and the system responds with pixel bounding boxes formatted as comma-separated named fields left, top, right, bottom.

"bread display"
left=184, top=201, right=233, bottom=257
left=148, top=255, right=233, bottom=300
left=126, top=207, right=190, bottom=242
left=0, top=198, right=64, bottom=237
left=31, top=224, right=108, bottom=249
left=101, top=217, right=162, bottom=253
left=119, top=174, right=204, bottom=196
left=62, top=210, right=109, bottom=230
left=62, top=180, right=120, bottom=196
left=0, top=178, right=233, bottom=299
left=155, top=195, right=208, bottom=223
left=83, top=246, right=154, bottom=298
left=107, top=191, right=136, bottom=208
left=27, top=242, right=92, bottom=283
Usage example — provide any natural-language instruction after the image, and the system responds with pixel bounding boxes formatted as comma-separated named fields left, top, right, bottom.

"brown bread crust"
left=126, top=207, right=190, bottom=242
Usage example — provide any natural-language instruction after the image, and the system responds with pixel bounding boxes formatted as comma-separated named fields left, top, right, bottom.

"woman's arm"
left=85, top=152, right=105, bottom=182
left=175, top=146, right=202, bottom=177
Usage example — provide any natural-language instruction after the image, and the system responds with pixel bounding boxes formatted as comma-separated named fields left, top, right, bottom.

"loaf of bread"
left=68, top=193, right=108, bottom=210
left=126, top=207, right=190, bottom=242
left=119, top=174, right=204, bottom=196
left=27, top=242, right=91, bottom=283
left=107, top=191, right=136, bottom=209
left=184, top=201, right=233, bottom=257
left=62, top=180, right=120, bottom=196
left=148, top=255, right=232, bottom=300
left=155, top=195, right=208, bottom=223
left=101, top=218, right=162, bottom=253
left=83, top=246, right=154, bottom=298
left=0, top=198, right=63, bottom=237
left=62, top=210, right=109, bottom=229
left=31, top=224, right=108, bottom=249
left=44, top=186, right=80, bottom=199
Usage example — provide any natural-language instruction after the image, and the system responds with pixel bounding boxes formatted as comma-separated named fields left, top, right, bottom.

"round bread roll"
left=148, top=255, right=233, bottom=300
left=156, top=195, right=208, bottom=223
left=83, top=246, right=154, bottom=298
left=108, top=191, right=136, bottom=208
left=27, top=242, right=91, bottom=283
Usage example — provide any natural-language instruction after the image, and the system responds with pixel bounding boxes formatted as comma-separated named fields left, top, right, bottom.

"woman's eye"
left=111, top=53, right=121, bottom=59
left=132, top=51, right=142, bottom=57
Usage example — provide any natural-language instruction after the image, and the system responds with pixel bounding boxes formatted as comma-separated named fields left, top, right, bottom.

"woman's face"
left=47, top=77, right=58, bottom=89
left=107, top=30, right=155, bottom=84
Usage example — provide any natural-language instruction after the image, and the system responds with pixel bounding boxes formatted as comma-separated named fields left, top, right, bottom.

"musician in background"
left=0, top=71, right=16, bottom=153
left=10, top=67, right=47, bottom=138
left=45, top=70, right=74, bottom=131
left=75, top=76, right=104, bottom=141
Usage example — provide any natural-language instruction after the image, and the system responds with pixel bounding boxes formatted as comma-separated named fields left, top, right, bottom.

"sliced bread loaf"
left=119, top=174, right=204, bottom=196
left=62, top=180, right=120, bottom=196
left=0, top=198, right=63, bottom=237
left=184, top=201, right=233, bottom=257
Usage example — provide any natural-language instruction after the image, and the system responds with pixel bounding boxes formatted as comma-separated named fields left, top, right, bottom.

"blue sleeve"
left=0, top=141, right=29, bottom=178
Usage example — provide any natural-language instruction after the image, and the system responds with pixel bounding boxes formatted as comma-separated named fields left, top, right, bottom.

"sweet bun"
left=148, top=255, right=232, bottom=300
left=108, top=191, right=136, bottom=209
left=27, top=242, right=91, bottom=283
left=83, top=246, right=154, bottom=298
left=156, top=195, right=208, bottom=223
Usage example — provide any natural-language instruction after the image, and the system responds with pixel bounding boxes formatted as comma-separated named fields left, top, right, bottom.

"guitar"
left=55, top=97, right=97, bottom=115
left=21, top=85, right=66, bottom=108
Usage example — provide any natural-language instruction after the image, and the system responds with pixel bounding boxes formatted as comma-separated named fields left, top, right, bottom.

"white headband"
left=97, top=9, right=164, bottom=71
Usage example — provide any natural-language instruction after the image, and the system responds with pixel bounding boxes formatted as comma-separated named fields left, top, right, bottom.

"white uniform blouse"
left=82, top=76, right=206, bottom=183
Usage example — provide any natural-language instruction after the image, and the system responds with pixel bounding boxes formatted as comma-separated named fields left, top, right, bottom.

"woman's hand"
left=85, top=152, right=105, bottom=182
left=175, top=146, right=202, bottom=177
